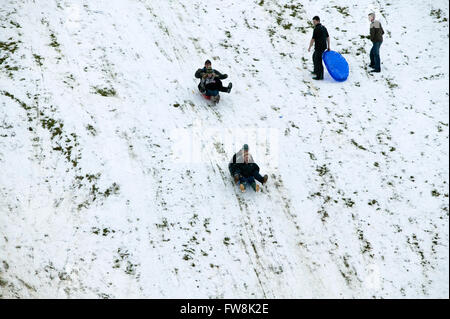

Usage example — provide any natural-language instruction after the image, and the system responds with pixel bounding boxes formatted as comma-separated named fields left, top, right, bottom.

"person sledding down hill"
left=195, top=60, right=232, bottom=99
left=228, top=144, right=268, bottom=193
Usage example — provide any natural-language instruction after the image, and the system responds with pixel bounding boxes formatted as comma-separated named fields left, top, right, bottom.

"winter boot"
left=251, top=182, right=260, bottom=192
left=239, top=183, right=245, bottom=193
left=227, top=83, right=232, bottom=93
left=262, top=174, right=268, bottom=184
left=234, top=174, right=239, bottom=184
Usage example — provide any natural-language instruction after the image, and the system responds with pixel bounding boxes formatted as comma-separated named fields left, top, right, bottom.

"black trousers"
left=228, top=163, right=265, bottom=183
left=313, top=49, right=325, bottom=79
left=205, top=79, right=228, bottom=92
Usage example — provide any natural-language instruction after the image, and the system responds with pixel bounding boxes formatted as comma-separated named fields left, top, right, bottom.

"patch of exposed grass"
left=431, top=189, right=440, bottom=197
left=93, top=86, right=117, bottom=97
left=430, top=8, right=448, bottom=22
left=0, top=40, right=19, bottom=55
left=1, top=91, right=31, bottom=111
left=351, top=139, right=367, bottom=151
left=10, top=20, right=21, bottom=28
left=386, top=77, right=399, bottom=89
left=49, top=33, right=60, bottom=48
left=316, top=164, right=329, bottom=177
left=0, top=276, right=7, bottom=287
left=333, top=6, right=350, bottom=17
left=0, top=40, right=20, bottom=77
left=41, top=117, right=63, bottom=139
left=156, top=218, right=169, bottom=230
left=33, top=54, right=44, bottom=67
left=86, top=124, right=97, bottom=136
left=343, top=198, right=355, bottom=207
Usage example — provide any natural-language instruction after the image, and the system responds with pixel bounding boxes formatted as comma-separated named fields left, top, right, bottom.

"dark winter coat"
left=195, top=67, right=227, bottom=80
left=312, top=23, right=329, bottom=51
left=370, top=20, right=384, bottom=43
left=229, top=151, right=260, bottom=178
left=195, top=67, right=227, bottom=93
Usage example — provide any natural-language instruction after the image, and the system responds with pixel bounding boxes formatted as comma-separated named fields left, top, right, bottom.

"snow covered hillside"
left=0, top=0, right=448, bottom=298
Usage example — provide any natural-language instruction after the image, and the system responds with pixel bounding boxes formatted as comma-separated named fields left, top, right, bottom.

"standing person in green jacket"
left=368, top=12, right=385, bottom=73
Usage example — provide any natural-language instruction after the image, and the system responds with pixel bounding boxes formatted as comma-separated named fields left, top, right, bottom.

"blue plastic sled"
left=322, top=50, right=349, bottom=82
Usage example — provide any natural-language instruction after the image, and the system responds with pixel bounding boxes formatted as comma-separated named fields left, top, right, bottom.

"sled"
left=322, top=50, right=349, bottom=82
left=202, top=93, right=220, bottom=104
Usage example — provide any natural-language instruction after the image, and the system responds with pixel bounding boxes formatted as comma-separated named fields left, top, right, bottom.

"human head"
left=312, top=16, right=320, bottom=26
left=242, top=144, right=249, bottom=162
left=205, top=59, right=212, bottom=68
left=368, top=13, right=375, bottom=22
left=206, top=66, right=213, bottom=77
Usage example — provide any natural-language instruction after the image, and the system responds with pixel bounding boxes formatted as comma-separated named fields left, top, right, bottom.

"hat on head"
left=205, top=59, right=212, bottom=65
left=243, top=144, right=249, bottom=151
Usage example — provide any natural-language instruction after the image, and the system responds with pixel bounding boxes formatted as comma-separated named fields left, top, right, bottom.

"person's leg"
left=205, top=83, right=220, bottom=96
left=248, top=176, right=258, bottom=191
left=215, top=79, right=225, bottom=91
left=374, top=42, right=381, bottom=71
left=238, top=176, right=252, bottom=191
left=238, top=176, right=255, bottom=186
left=238, top=176, right=249, bottom=184
left=215, top=79, right=232, bottom=93
left=205, top=82, right=218, bottom=91
left=229, top=163, right=240, bottom=183
left=369, top=44, right=375, bottom=67
left=205, top=89, right=219, bottom=96
left=206, top=80, right=230, bottom=93
left=314, top=50, right=324, bottom=79
left=239, top=176, right=257, bottom=191
left=313, top=51, right=319, bottom=75
left=253, top=170, right=264, bottom=184
left=312, top=51, right=318, bottom=74
left=253, top=170, right=268, bottom=185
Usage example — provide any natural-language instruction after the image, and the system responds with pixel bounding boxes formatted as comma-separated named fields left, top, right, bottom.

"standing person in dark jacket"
left=308, top=16, right=330, bottom=80
left=368, top=13, right=384, bottom=73
left=195, top=59, right=232, bottom=95
left=228, top=144, right=268, bottom=192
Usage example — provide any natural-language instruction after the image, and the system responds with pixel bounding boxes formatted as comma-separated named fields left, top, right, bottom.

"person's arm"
left=308, top=38, right=315, bottom=52
left=369, top=24, right=376, bottom=42
left=214, top=69, right=228, bottom=79
left=195, top=68, right=203, bottom=79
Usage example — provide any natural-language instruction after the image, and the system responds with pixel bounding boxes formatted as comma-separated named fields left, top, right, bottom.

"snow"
left=0, top=0, right=448, bottom=298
